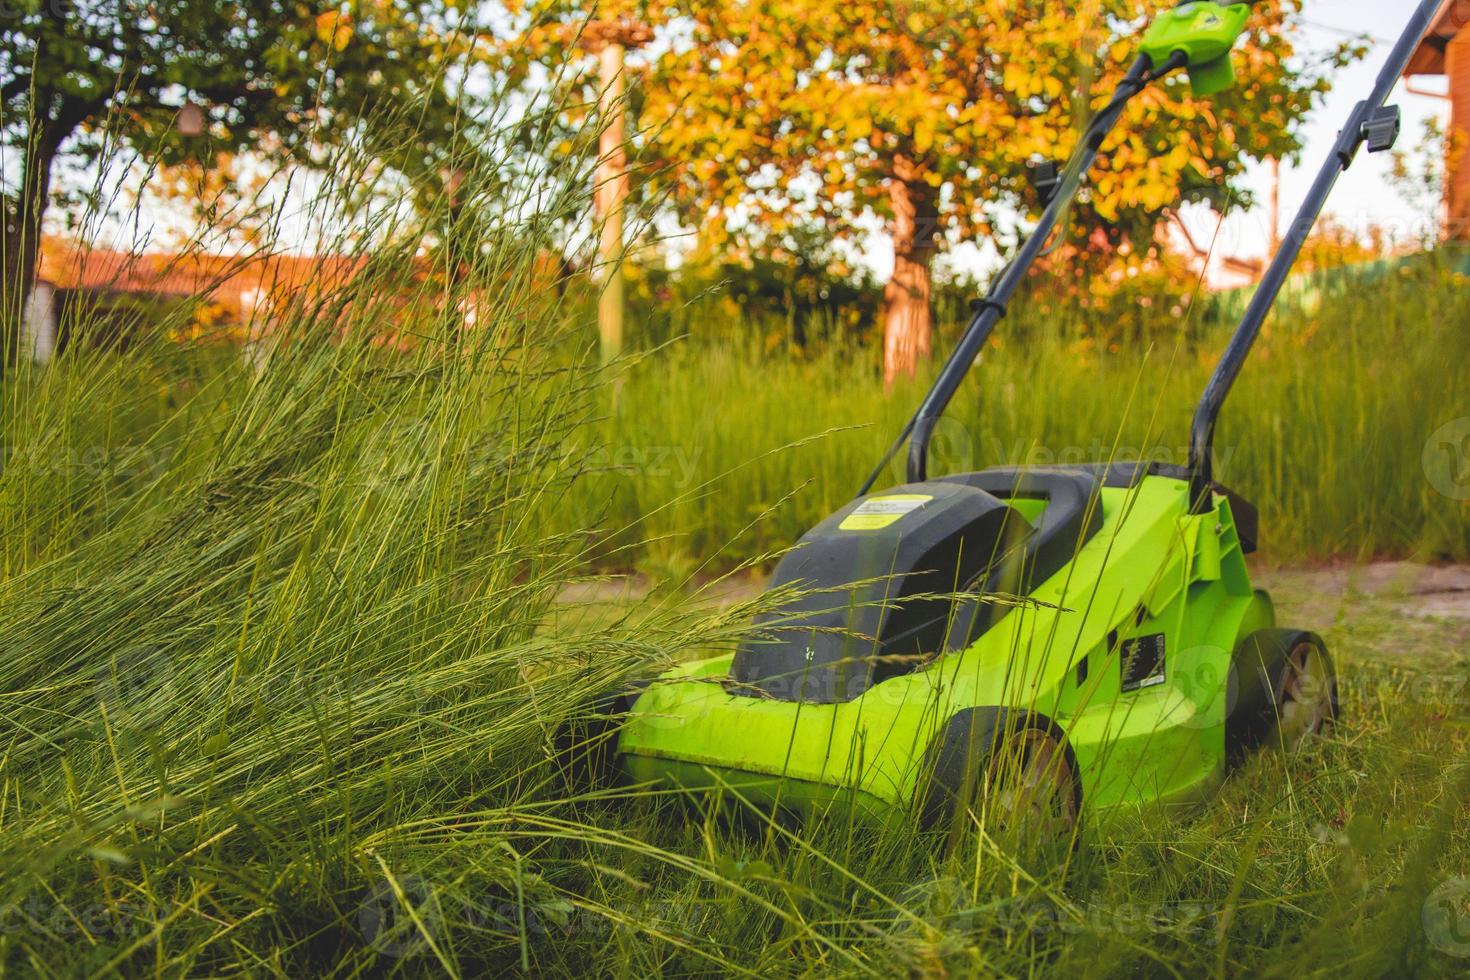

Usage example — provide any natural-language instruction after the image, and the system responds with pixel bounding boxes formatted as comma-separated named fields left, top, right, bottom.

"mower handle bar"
left=1186, top=0, right=1441, bottom=511
left=861, top=52, right=1181, bottom=495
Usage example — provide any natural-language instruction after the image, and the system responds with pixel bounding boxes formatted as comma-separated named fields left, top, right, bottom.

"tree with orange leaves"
left=511, top=1, right=1357, bottom=384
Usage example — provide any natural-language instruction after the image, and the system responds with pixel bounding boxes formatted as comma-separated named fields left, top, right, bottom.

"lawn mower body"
left=617, top=467, right=1271, bottom=821
left=598, top=0, right=1442, bottom=827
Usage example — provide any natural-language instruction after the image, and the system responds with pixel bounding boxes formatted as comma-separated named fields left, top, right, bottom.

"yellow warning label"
left=838, top=494, right=933, bottom=531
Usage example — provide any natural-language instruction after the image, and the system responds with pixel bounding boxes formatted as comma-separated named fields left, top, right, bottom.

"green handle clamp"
left=1140, top=1, right=1253, bottom=96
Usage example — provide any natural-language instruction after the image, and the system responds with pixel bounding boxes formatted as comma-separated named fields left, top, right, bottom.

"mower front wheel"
left=552, top=680, right=650, bottom=791
left=916, top=708, right=1082, bottom=850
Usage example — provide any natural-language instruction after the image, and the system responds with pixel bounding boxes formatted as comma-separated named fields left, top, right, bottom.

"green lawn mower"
left=580, top=1, right=1440, bottom=838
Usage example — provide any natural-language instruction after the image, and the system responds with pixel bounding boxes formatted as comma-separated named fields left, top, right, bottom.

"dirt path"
left=560, top=562, right=1470, bottom=616
left=1260, top=562, right=1470, bottom=622
left=1258, top=563, right=1470, bottom=671
left=557, top=563, right=1470, bottom=665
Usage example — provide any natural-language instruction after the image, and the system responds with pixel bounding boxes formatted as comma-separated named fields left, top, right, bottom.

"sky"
left=1196, top=1, right=1450, bottom=260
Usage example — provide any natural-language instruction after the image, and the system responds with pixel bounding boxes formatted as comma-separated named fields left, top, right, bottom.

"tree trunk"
left=882, top=169, right=937, bottom=389
left=4, top=117, right=63, bottom=366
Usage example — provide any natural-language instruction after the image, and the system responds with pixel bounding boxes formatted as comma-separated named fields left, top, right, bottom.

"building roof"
left=37, top=238, right=366, bottom=313
left=1406, top=1, right=1463, bottom=76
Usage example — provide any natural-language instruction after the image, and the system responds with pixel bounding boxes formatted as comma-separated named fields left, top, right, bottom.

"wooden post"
left=582, top=21, right=651, bottom=366
left=596, top=40, right=627, bottom=365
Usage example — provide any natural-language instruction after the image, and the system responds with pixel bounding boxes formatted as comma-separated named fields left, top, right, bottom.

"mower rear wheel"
left=1227, top=629, right=1338, bottom=763
left=1273, top=637, right=1338, bottom=752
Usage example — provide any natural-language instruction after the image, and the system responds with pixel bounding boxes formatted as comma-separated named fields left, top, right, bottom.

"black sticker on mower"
left=1121, top=634, right=1167, bottom=692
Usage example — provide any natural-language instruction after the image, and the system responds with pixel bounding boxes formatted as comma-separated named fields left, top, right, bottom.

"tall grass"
left=579, top=258, right=1470, bottom=576
left=0, top=84, right=716, bottom=974
left=5, top=259, right=1468, bottom=978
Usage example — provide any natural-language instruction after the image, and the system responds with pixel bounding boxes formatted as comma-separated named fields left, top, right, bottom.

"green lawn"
left=2, top=252, right=1468, bottom=976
